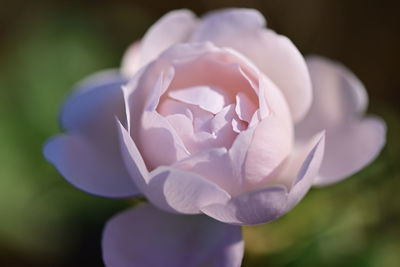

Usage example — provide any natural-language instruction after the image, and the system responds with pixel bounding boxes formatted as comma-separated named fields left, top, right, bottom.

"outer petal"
left=296, top=56, right=386, bottom=185
left=295, top=56, right=369, bottom=137
left=146, top=166, right=230, bottom=214
left=243, top=115, right=292, bottom=188
left=121, top=42, right=141, bottom=78
left=173, top=148, right=238, bottom=195
left=102, top=204, right=244, bottom=267
left=201, top=185, right=288, bottom=225
left=124, top=9, right=197, bottom=76
left=43, top=71, right=139, bottom=198
left=190, top=8, right=312, bottom=122
left=190, top=8, right=266, bottom=42
left=314, top=117, right=386, bottom=186
left=201, top=132, right=325, bottom=225
left=59, top=70, right=126, bottom=131
left=279, top=132, right=325, bottom=210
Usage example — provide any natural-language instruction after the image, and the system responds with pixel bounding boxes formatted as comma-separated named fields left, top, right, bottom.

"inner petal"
left=158, top=98, right=214, bottom=134
left=232, top=118, right=247, bottom=133
left=169, top=85, right=227, bottom=114
left=168, top=52, right=259, bottom=107
left=235, top=92, right=257, bottom=122
left=158, top=98, right=193, bottom=119
left=210, top=104, right=236, bottom=134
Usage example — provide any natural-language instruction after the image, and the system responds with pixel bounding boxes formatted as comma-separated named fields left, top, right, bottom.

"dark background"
left=0, top=0, right=399, bottom=266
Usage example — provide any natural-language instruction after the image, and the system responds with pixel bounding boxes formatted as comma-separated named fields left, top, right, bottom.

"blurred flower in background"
left=0, top=1, right=399, bottom=267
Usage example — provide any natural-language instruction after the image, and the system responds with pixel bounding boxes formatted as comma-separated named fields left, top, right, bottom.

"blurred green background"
left=0, top=0, right=399, bottom=266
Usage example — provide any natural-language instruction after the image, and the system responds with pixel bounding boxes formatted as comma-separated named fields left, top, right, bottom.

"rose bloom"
left=43, top=9, right=386, bottom=267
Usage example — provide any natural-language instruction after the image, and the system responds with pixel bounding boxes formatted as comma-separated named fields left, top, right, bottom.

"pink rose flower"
left=43, top=9, right=386, bottom=267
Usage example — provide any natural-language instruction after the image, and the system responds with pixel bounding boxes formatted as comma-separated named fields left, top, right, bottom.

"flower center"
left=156, top=52, right=259, bottom=154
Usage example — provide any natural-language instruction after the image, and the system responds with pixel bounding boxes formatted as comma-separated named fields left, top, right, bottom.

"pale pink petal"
left=140, top=111, right=190, bottom=169
left=193, top=111, right=214, bottom=133
left=146, top=166, right=231, bottom=214
left=201, top=132, right=325, bottom=225
left=121, top=111, right=231, bottom=214
left=235, top=92, right=256, bottom=123
left=208, top=104, right=238, bottom=149
left=173, top=127, right=258, bottom=196
left=165, top=113, right=207, bottom=153
left=314, top=118, right=386, bottom=186
left=102, top=204, right=243, bottom=267
left=190, top=8, right=266, bottom=42
left=169, top=85, right=226, bottom=114
left=137, top=9, right=197, bottom=71
left=157, top=98, right=193, bottom=118
left=256, top=83, right=269, bottom=119
left=121, top=67, right=147, bottom=138
left=117, top=120, right=150, bottom=193
left=190, top=9, right=312, bottom=122
left=165, top=113, right=194, bottom=134
left=144, top=67, right=176, bottom=112
left=277, top=132, right=325, bottom=210
left=165, top=104, right=240, bottom=153
left=228, top=127, right=257, bottom=194
left=250, top=31, right=312, bottom=122
left=231, top=118, right=247, bottom=133
left=260, top=74, right=292, bottom=125
left=167, top=44, right=258, bottom=105
left=157, top=98, right=213, bottom=133
left=173, top=148, right=238, bottom=194
left=121, top=42, right=141, bottom=78
left=296, top=56, right=369, bottom=140
left=243, top=115, right=293, bottom=188
left=123, top=43, right=219, bottom=143
left=210, top=104, right=235, bottom=134
left=296, top=56, right=386, bottom=185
